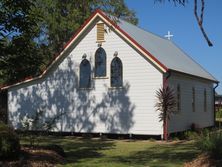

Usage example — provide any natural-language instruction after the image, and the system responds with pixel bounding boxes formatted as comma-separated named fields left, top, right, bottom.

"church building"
left=0, top=10, right=218, bottom=137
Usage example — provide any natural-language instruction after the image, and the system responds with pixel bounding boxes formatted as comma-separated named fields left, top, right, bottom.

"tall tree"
left=0, top=0, right=138, bottom=85
left=0, top=0, right=45, bottom=83
left=35, top=0, right=138, bottom=57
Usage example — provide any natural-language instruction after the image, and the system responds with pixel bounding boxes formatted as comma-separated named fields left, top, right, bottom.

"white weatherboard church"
left=0, top=10, right=218, bottom=137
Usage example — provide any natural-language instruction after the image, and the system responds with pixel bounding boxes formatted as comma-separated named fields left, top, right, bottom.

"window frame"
left=177, top=84, right=181, bottom=112
left=79, top=58, right=92, bottom=89
left=192, top=87, right=195, bottom=112
left=94, top=47, right=107, bottom=78
left=110, top=56, right=123, bottom=88
left=204, top=88, right=207, bottom=112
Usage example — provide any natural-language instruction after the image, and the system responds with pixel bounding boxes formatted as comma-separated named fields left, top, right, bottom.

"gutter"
left=213, top=82, right=219, bottom=126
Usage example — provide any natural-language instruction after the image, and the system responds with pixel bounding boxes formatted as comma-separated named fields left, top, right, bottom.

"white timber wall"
left=7, top=19, right=163, bottom=135
left=167, top=72, right=214, bottom=133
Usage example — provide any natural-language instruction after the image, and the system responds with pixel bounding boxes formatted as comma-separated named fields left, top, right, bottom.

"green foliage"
left=183, top=130, right=199, bottom=140
left=0, top=0, right=45, bottom=83
left=34, top=0, right=138, bottom=55
left=155, top=86, right=177, bottom=122
left=196, top=131, right=222, bottom=159
left=0, top=0, right=138, bottom=85
left=216, top=109, right=222, bottom=119
left=0, top=122, right=20, bottom=159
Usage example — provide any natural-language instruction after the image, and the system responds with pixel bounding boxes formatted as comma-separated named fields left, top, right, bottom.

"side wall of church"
left=167, top=72, right=214, bottom=133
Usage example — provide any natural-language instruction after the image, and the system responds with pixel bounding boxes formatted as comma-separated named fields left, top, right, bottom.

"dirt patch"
left=0, top=146, right=65, bottom=167
left=184, top=153, right=222, bottom=167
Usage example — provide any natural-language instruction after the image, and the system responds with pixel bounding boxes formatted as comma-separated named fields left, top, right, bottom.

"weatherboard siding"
left=167, top=72, right=214, bottom=133
left=8, top=19, right=163, bottom=135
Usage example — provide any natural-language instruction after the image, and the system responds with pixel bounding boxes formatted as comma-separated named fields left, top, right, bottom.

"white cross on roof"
left=164, top=31, right=174, bottom=40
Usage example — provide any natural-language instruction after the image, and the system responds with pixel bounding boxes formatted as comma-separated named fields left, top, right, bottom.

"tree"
left=155, top=85, right=177, bottom=140
left=34, top=0, right=138, bottom=58
left=155, top=0, right=213, bottom=47
left=0, top=0, right=138, bottom=85
left=0, top=0, right=46, bottom=83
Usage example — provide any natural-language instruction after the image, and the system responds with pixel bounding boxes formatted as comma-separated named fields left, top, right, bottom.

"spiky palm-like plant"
left=155, top=86, right=177, bottom=140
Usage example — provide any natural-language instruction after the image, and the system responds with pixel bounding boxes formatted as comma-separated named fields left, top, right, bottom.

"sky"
left=125, top=0, right=222, bottom=94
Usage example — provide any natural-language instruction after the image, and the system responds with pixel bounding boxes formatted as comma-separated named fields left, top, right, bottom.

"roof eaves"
left=169, top=69, right=219, bottom=83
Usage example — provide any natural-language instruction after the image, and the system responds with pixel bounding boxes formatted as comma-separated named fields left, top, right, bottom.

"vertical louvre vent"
left=97, top=23, right=104, bottom=42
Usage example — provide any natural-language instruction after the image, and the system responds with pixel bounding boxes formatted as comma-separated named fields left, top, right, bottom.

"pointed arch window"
left=204, top=88, right=207, bottom=112
left=111, top=57, right=122, bottom=87
left=79, top=59, right=91, bottom=88
left=177, top=84, right=181, bottom=112
left=192, top=87, right=195, bottom=112
left=95, top=47, right=106, bottom=77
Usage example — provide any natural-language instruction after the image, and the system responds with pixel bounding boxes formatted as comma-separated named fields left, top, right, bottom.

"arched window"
left=204, top=88, right=207, bottom=112
left=177, top=84, right=181, bottom=112
left=95, top=47, right=106, bottom=77
left=192, top=87, right=195, bottom=112
left=79, top=59, right=91, bottom=88
left=111, top=57, right=122, bottom=87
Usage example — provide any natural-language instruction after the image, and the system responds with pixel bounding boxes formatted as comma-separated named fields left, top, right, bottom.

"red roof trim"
left=0, top=9, right=168, bottom=90
left=0, top=10, right=100, bottom=90
left=41, top=9, right=101, bottom=76
left=97, top=10, right=168, bottom=72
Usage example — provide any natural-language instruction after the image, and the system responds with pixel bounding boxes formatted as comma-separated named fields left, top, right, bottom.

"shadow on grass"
left=108, top=142, right=200, bottom=167
left=22, top=136, right=115, bottom=164
left=64, top=139, right=115, bottom=164
left=21, top=136, right=200, bottom=166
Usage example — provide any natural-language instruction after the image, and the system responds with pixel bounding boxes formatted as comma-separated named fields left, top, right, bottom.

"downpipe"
left=213, top=82, right=219, bottom=126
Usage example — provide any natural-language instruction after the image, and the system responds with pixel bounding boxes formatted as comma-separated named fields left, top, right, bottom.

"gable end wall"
left=7, top=19, right=163, bottom=135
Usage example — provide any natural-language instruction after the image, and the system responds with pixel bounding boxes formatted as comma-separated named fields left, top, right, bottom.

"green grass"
left=21, top=136, right=200, bottom=167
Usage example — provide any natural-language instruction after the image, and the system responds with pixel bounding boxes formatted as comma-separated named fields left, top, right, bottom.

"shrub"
left=183, top=131, right=199, bottom=140
left=196, top=131, right=222, bottom=159
left=0, top=122, right=20, bottom=159
left=216, top=109, right=222, bottom=119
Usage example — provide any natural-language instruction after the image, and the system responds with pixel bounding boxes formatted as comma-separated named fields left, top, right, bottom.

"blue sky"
left=125, top=0, right=222, bottom=93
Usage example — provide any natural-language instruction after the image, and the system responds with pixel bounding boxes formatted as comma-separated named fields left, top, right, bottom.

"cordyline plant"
left=155, top=85, right=177, bottom=140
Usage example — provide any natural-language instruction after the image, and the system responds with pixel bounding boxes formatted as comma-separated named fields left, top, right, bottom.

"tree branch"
left=0, top=58, right=8, bottom=65
left=194, top=0, right=213, bottom=46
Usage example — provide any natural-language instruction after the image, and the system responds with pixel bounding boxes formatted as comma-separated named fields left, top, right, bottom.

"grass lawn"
left=21, top=136, right=200, bottom=167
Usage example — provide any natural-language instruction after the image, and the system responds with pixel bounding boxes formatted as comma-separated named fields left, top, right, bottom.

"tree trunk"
left=163, top=117, right=168, bottom=141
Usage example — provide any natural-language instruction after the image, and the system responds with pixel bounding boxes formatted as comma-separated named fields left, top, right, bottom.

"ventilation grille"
left=97, top=23, right=104, bottom=42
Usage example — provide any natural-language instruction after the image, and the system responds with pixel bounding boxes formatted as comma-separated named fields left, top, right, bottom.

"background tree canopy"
left=0, top=0, right=137, bottom=85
